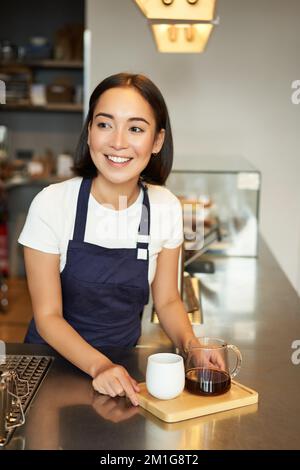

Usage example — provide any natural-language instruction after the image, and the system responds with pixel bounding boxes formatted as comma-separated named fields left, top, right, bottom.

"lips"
left=104, top=154, right=133, bottom=167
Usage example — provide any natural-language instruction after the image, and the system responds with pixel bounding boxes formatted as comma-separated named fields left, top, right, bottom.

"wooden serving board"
left=137, top=381, right=258, bottom=423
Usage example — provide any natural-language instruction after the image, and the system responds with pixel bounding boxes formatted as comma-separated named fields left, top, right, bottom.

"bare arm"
left=24, top=247, right=139, bottom=405
left=151, top=245, right=197, bottom=353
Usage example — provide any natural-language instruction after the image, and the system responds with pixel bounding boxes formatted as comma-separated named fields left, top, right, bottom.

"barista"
left=18, top=73, right=201, bottom=406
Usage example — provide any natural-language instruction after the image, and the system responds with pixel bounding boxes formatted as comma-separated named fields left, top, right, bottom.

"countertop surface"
left=3, top=239, right=300, bottom=450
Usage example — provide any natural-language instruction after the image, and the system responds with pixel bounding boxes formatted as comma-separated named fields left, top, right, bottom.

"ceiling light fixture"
left=134, top=0, right=219, bottom=53
left=134, top=0, right=216, bottom=21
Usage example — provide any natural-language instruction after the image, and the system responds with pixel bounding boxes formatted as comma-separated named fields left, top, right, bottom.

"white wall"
left=86, top=0, right=300, bottom=294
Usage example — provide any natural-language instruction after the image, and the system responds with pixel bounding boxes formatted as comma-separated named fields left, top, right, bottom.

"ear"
left=152, top=129, right=165, bottom=154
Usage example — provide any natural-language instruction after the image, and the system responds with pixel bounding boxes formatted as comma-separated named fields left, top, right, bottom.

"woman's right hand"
left=92, top=364, right=140, bottom=407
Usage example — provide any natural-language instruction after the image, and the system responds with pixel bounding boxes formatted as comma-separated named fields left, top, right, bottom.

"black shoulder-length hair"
left=72, top=72, right=173, bottom=185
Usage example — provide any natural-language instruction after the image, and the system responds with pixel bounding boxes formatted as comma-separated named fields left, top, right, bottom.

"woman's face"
left=88, top=86, right=165, bottom=185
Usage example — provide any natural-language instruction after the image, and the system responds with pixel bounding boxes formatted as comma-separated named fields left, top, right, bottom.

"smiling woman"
left=17, top=72, right=204, bottom=407
left=86, top=86, right=165, bottom=195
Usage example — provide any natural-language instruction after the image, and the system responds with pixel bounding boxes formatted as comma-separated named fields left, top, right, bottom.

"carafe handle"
left=227, top=344, right=242, bottom=379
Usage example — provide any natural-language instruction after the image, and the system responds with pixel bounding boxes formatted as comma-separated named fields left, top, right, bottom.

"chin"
left=100, top=171, right=134, bottom=186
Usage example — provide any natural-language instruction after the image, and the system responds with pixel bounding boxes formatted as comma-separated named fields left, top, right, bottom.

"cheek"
left=132, top=135, right=155, bottom=156
left=89, top=131, right=107, bottom=149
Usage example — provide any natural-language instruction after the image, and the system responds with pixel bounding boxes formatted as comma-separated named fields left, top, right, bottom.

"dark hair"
left=72, top=72, right=173, bottom=185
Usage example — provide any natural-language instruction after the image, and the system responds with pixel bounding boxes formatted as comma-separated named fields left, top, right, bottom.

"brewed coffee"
left=185, top=367, right=231, bottom=396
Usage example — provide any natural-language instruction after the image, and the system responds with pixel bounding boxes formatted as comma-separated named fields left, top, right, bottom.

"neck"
left=91, top=174, right=141, bottom=210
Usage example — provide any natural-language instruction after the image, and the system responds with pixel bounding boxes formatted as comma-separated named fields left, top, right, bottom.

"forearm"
left=37, top=315, right=112, bottom=378
left=156, top=297, right=197, bottom=352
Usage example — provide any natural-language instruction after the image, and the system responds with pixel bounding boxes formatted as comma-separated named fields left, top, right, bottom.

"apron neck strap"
left=73, top=177, right=92, bottom=242
left=137, top=181, right=150, bottom=238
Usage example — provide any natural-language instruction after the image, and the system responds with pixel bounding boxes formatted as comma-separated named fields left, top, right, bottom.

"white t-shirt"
left=18, top=176, right=183, bottom=284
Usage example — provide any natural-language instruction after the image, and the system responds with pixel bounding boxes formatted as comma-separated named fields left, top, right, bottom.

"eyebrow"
left=94, top=112, right=150, bottom=125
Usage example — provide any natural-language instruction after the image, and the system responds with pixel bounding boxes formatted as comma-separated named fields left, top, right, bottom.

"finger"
left=208, top=356, right=225, bottom=371
left=96, top=378, right=118, bottom=398
left=129, top=377, right=140, bottom=392
left=126, top=373, right=141, bottom=395
left=117, top=374, right=139, bottom=407
left=214, top=353, right=226, bottom=370
left=109, top=377, right=126, bottom=397
left=92, top=379, right=107, bottom=396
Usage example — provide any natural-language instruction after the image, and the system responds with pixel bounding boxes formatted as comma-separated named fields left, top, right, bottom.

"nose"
left=110, top=127, right=128, bottom=151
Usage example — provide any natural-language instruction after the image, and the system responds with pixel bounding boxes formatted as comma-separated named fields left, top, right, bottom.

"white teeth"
left=107, top=155, right=131, bottom=163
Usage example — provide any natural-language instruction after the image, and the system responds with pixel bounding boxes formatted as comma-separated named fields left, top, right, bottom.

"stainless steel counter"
left=3, top=238, right=300, bottom=450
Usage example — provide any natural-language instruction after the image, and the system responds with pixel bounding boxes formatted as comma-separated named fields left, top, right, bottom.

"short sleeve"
left=162, top=196, right=184, bottom=249
left=18, top=188, right=60, bottom=254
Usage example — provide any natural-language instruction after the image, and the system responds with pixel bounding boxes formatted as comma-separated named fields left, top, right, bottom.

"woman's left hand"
left=185, top=337, right=226, bottom=371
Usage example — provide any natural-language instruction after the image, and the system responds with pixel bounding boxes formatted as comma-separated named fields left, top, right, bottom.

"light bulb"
left=168, top=25, right=178, bottom=42
left=185, top=25, right=195, bottom=42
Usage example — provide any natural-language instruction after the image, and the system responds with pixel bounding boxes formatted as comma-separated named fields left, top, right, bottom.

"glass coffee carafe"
left=184, top=337, right=242, bottom=396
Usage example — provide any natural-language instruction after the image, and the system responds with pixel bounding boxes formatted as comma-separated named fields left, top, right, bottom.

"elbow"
left=35, top=317, right=48, bottom=340
left=155, top=294, right=182, bottom=315
left=34, top=312, right=61, bottom=341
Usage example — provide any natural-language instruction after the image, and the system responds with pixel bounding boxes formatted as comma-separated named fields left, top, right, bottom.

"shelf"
left=0, top=102, right=83, bottom=112
left=0, top=59, right=83, bottom=69
left=4, top=175, right=72, bottom=189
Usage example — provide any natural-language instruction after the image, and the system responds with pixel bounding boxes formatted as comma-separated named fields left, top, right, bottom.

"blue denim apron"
left=25, top=177, right=150, bottom=347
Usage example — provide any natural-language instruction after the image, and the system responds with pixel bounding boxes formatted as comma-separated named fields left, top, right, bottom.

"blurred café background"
left=0, top=0, right=299, bottom=343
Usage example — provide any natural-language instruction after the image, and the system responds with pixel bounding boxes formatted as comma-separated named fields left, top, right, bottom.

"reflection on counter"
left=140, top=401, right=258, bottom=450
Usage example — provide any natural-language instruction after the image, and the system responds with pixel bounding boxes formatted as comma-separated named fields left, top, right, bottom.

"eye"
left=130, top=126, right=144, bottom=133
left=97, top=122, right=111, bottom=128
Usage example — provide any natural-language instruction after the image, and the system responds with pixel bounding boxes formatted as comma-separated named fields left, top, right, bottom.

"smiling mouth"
left=104, top=154, right=133, bottom=167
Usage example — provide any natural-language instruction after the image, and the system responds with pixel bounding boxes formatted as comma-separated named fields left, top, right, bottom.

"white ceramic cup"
left=146, top=353, right=185, bottom=400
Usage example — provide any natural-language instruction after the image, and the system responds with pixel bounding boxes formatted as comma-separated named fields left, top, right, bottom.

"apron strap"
left=73, top=178, right=93, bottom=242
left=137, top=182, right=150, bottom=260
